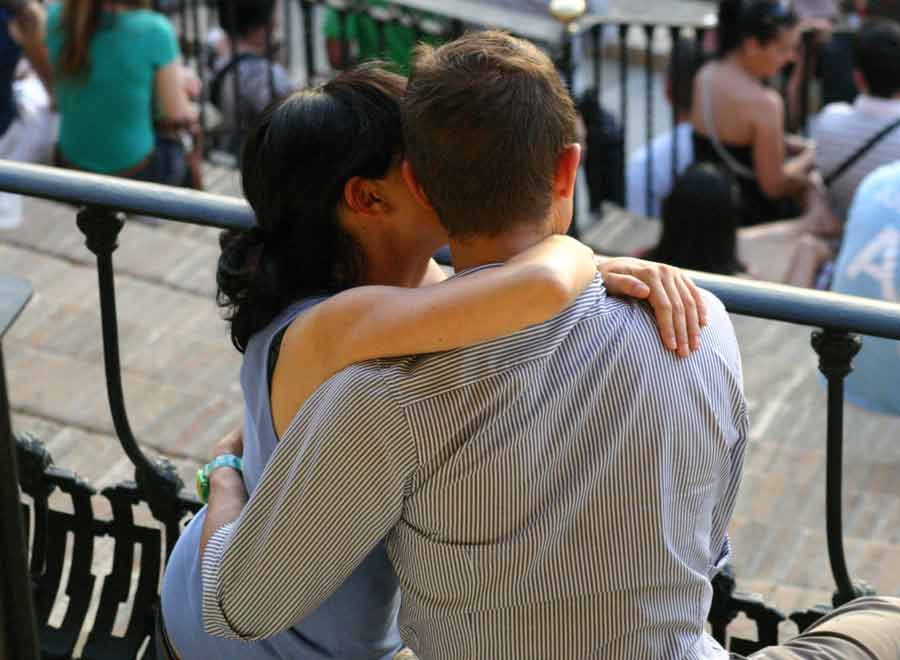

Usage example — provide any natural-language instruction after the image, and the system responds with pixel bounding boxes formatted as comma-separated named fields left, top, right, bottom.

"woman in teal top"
left=46, top=0, right=196, bottom=183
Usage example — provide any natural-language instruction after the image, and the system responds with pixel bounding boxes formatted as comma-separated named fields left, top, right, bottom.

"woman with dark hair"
left=45, top=0, right=198, bottom=186
left=650, top=162, right=838, bottom=287
left=649, top=162, right=746, bottom=274
left=160, top=64, right=707, bottom=660
left=692, top=0, right=816, bottom=226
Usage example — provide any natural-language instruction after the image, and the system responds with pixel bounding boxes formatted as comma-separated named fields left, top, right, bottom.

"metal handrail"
left=0, top=161, right=253, bottom=231
left=1, top=160, right=898, bottom=339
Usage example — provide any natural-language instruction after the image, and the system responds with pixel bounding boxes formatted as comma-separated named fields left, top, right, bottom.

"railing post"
left=0, top=347, right=41, bottom=660
left=810, top=328, right=875, bottom=608
left=0, top=276, right=39, bottom=660
left=75, top=207, right=186, bottom=554
left=643, top=24, right=655, bottom=218
left=669, top=26, right=682, bottom=187
left=618, top=23, right=630, bottom=210
left=550, top=2, right=586, bottom=239
left=299, top=0, right=317, bottom=85
left=799, top=29, right=816, bottom=136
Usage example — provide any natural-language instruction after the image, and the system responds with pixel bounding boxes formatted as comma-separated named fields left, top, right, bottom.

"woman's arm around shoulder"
left=295, top=234, right=598, bottom=374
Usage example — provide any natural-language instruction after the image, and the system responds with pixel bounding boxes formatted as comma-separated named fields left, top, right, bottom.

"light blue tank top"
left=161, top=297, right=403, bottom=659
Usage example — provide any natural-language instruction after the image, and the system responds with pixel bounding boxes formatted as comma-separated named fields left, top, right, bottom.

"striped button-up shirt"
left=203, top=273, right=747, bottom=659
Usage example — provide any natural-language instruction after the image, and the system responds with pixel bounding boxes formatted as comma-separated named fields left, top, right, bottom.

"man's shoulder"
left=304, top=360, right=400, bottom=416
left=812, top=102, right=858, bottom=135
left=620, top=288, right=737, bottom=362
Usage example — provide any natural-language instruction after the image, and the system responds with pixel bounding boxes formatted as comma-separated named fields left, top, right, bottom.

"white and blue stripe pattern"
left=203, top=274, right=747, bottom=660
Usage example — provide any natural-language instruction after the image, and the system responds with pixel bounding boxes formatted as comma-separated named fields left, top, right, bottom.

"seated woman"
left=159, top=64, right=707, bottom=660
left=45, top=0, right=198, bottom=187
left=649, top=162, right=838, bottom=287
left=692, top=0, right=816, bottom=226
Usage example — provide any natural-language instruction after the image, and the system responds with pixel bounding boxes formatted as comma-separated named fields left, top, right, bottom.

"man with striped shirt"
left=201, top=31, right=900, bottom=659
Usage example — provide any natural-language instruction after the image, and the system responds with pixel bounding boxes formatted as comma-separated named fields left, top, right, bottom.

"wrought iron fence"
left=1, top=159, right=899, bottom=658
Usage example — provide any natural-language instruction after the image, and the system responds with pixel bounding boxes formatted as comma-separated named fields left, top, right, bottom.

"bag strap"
left=701, top=67, right=756, bottom=180
left=823, top=116, right=900, bottom=187
left=210, top=53, right=267, bottom=109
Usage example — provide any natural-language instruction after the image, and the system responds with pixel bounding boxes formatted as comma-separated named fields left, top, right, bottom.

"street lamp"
left=550, top=0, right=587, bottom=23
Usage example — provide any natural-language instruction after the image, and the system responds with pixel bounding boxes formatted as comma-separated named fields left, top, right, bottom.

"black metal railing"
left=3, top=159, right=898, bottom=657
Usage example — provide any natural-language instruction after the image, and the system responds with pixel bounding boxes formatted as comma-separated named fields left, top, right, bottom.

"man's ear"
left=553, top=143, right=582, bottom=200
left=343, top=176, right=384, bottom=216
left=401, top=160, right=435, bottom=211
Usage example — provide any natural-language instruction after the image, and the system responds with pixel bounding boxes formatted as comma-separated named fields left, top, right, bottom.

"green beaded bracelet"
left=196, top=454, right=243, bottom=504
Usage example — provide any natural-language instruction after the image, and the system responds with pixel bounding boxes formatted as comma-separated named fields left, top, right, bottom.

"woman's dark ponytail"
left=216, top=64, right=406, bottom=352
left=716, top=0, right=798, bottom=57
left=717, top=0, right=745, bottom=57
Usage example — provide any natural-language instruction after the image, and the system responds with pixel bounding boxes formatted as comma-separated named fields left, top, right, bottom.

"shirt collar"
left=853, top=94, right=900, bottom=119
left=447, top=262, right=505, bottom=280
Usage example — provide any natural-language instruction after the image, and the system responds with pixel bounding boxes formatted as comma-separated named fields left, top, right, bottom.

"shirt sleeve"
left=201, top=362, right=416, bottom=640
left=625, top=149, right=647, bottom=216
left=147, top=13, right=179, bottom=69
left=272, top=63, right=296, bottom=101
left=707, top=380, right=749, bottom=578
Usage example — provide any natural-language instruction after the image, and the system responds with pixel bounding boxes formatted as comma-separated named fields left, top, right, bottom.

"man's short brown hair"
left=403, top=31, right=578, bottom=238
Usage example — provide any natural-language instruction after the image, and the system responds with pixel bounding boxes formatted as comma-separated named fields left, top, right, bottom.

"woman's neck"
left=722, top=52, right=765, bottom=84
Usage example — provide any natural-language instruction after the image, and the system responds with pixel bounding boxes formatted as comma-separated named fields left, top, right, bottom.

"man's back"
left=376, top=275, right=746, bottom=658
left=813, top=97, right=900, bottom=222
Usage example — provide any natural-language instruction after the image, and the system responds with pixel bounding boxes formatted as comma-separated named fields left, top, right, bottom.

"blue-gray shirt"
left=162, top=297, right=402, bottom=660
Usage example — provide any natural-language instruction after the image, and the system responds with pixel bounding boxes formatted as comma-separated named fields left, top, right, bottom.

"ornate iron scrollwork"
left=16, top=431, right=200, bottom=660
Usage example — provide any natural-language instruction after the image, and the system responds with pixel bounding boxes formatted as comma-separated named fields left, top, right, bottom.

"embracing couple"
left=160, top=30, right=900, bottom=660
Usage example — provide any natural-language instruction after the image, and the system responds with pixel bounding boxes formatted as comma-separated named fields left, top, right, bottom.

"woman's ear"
left=401, top=160, right=435, bottom=211
left=343, top=176, right=385, bottom=216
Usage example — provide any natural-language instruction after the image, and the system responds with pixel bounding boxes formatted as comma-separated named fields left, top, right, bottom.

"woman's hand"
left=213, top=427, right=243, bottom=459
left=596, top=257, right=707, bottom=357
left=200, top=427, right=246, bottom=557
left=8, top=1, right=45, bottom=49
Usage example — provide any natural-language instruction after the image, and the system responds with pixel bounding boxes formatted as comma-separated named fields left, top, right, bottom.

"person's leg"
left=745, top=596, right=900, bottom=659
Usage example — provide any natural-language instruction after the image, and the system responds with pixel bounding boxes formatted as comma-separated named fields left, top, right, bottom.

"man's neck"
left=236, top=33, right=266, bottom=57
left=449, top=222, right=553, bottom=272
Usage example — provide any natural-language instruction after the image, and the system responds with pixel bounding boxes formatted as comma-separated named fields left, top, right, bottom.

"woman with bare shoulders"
left=692, top=0, right=816, bottom=226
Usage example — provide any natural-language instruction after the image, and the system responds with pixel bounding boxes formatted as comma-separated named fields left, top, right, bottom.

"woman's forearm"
left=328, top=235, right=596, bottom=366
left=200, top=468, right=246, bottom=559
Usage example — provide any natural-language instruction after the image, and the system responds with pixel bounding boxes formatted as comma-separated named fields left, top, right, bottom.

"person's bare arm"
left=199, top=429, right=246, bottom=558
left=752, top=91, right=811, bottom=199
left=301, top=234, right=597, bottom=365
left=326, top=38, right=350, bottom=70
left=155, top=60, right=198, bottom=124
left=8, top=1, right=52, bottom=94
